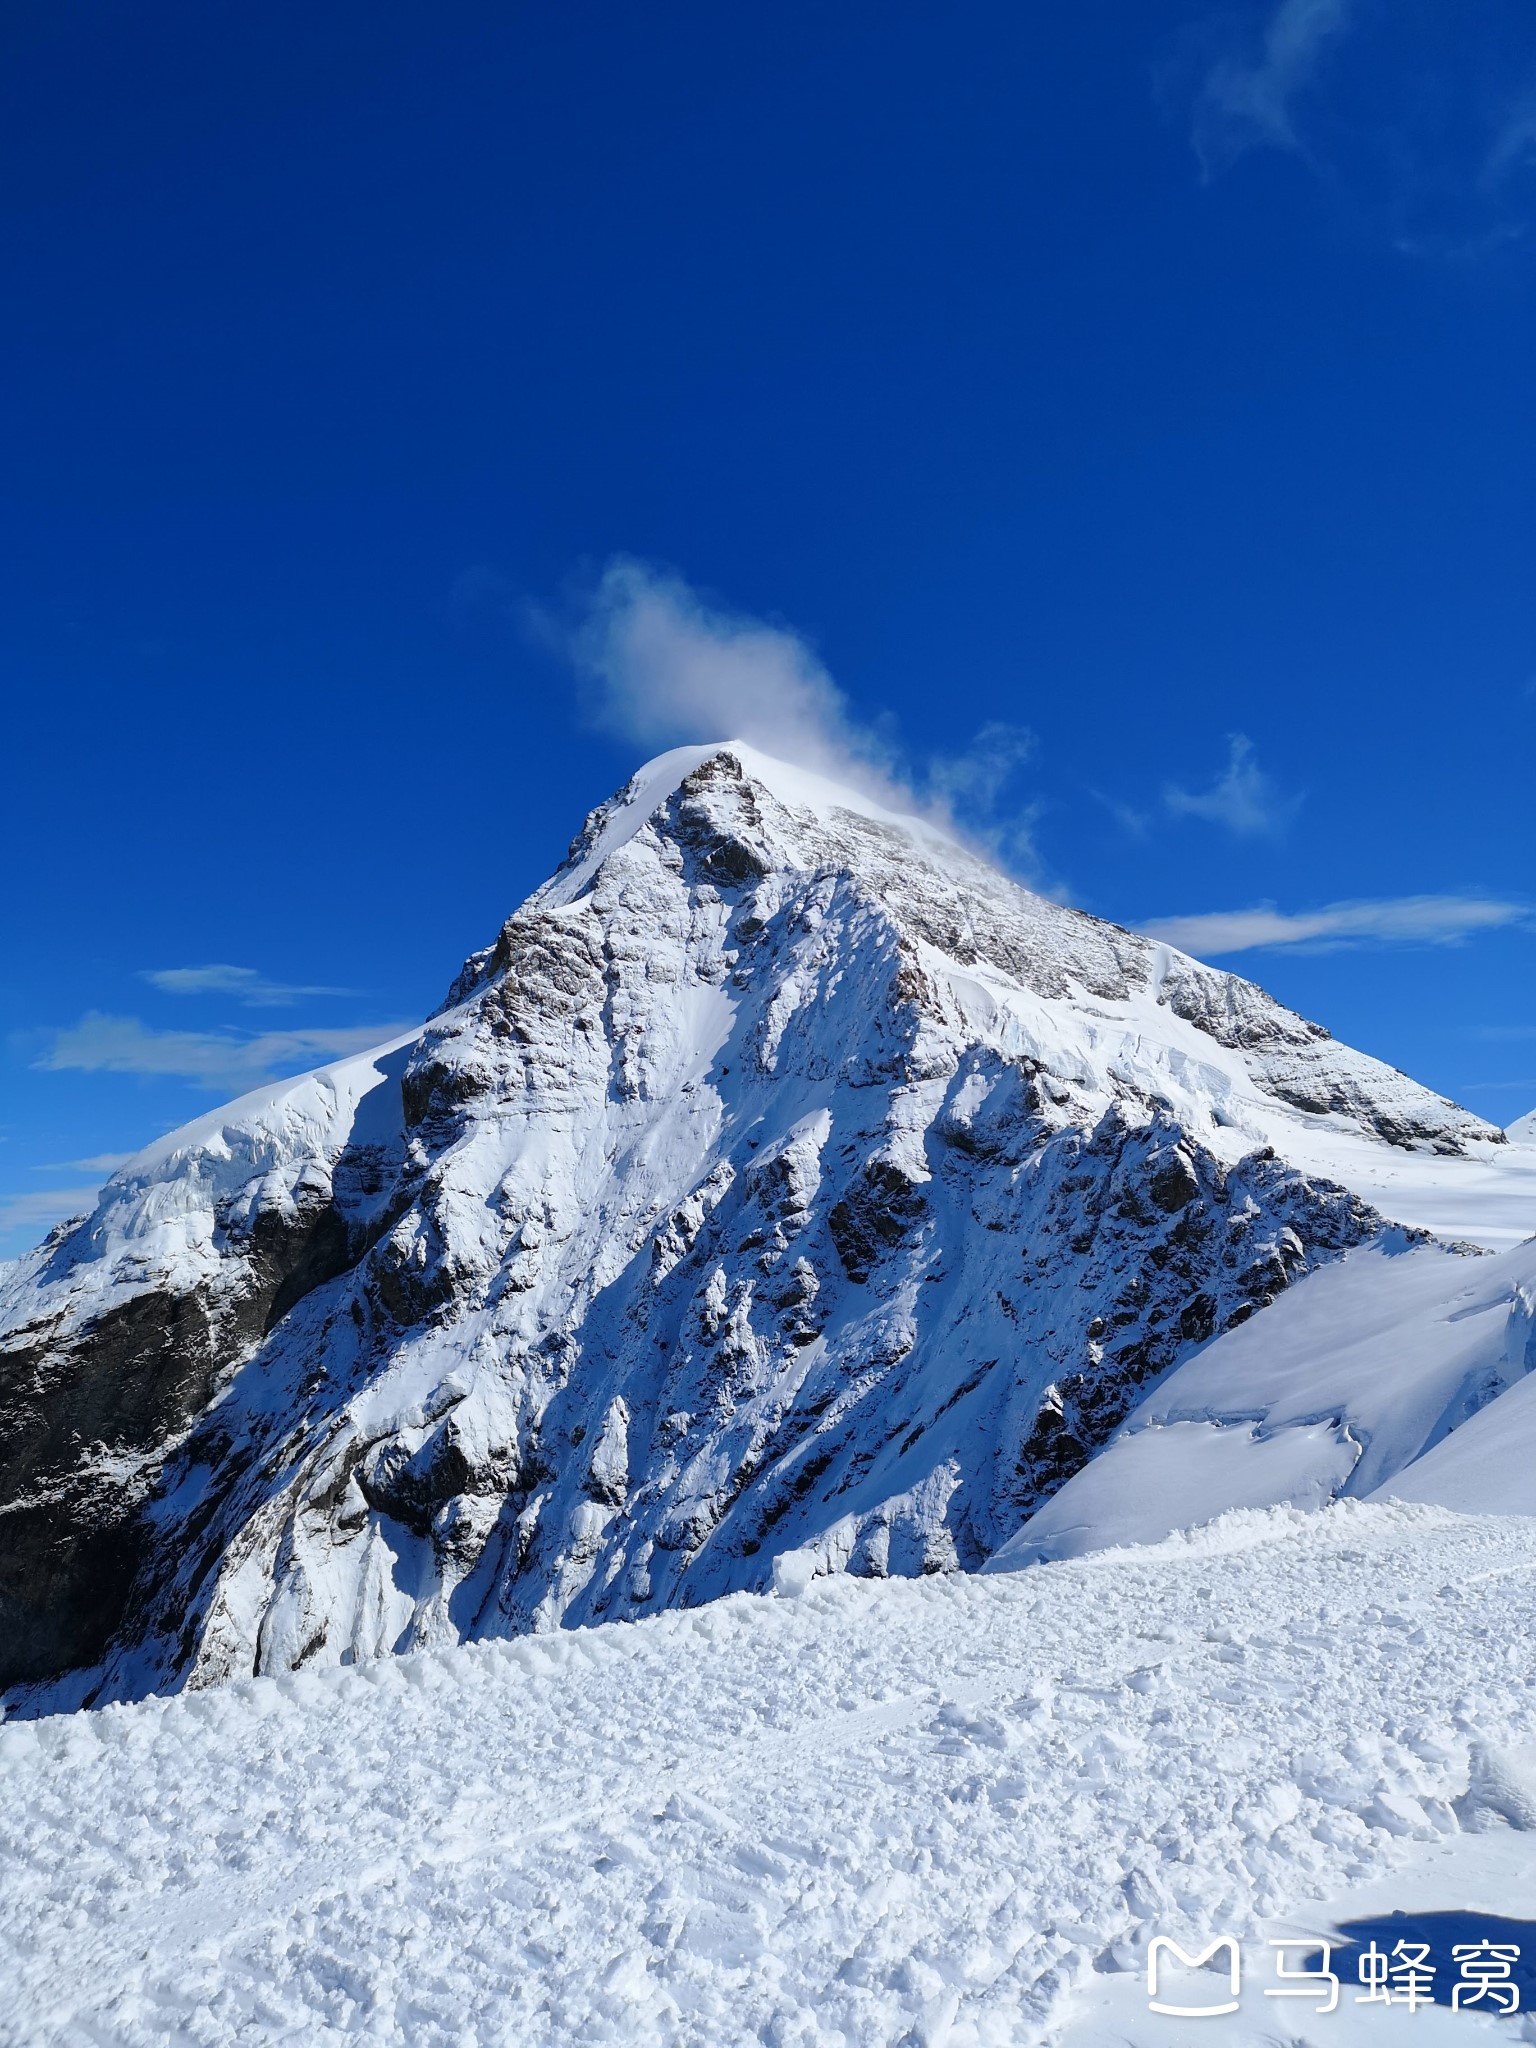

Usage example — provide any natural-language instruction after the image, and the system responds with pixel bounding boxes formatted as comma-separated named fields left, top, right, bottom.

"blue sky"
left=2, top=0, right=1533, bottom=1255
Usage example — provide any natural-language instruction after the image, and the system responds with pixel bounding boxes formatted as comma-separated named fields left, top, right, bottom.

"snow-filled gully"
left=5, top=1500, right=1536, bottom=2046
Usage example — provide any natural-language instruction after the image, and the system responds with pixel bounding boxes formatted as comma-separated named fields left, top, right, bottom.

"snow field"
left=4, top=1500, right=1536, bottom=2046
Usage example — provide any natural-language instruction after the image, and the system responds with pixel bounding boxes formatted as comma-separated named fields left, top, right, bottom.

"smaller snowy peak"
left=0, top=1031, right=421, bottom=1332
left=0, top=1032, right=424, bottom=1691
left=1509, top=1108, right=1536, bottom=1147
left=110, top=1030, right=422, bottom=1187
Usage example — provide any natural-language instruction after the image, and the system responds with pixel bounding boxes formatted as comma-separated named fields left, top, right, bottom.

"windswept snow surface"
left=4, top=1502, right=1536, bottom=2046
left=994, top=1233, right=1536, bottom=1567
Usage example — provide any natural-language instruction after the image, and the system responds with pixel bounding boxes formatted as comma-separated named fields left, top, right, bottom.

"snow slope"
left=992, top=1233, right=1536, bottom=1566
left=4, top=1501, right=1536, bottom=2046
left=2, top=742, right=1528, bottom=1710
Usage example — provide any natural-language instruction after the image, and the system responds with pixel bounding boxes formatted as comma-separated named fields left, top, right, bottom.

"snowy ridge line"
left=1, top=742, right=1532, bottom=1712
left=4, top=1501, right=1536, bottom=2044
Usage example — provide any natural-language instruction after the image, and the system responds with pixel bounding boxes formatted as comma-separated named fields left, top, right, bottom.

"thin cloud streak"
left=1176, top=1, right=1536, bottom=258
left=35, top=1014, right=413, bottom=1094
left=141, top=965, right=358, bottom=1006
left=31, top=1152, right=135, bottom=1175
left=1090, top=789, right=1152, bottom=840
left=1164, top=735, right=1301, bottom=838
left=927, top=721, right=1042, bottom=872
left=1484, top=96, right=1536, bottom=189
left=0, top=1187, right=100, bottom=1236
left=1142, top=895, right=1528, bottom=957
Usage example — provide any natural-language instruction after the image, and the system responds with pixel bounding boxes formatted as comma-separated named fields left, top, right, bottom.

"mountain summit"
left=0, top=743, right=1523, bottom=1710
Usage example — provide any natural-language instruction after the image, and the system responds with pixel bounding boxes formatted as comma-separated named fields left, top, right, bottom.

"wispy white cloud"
left=31, top=1152, right=136, bottom=1175
left=1091, top=789, right=1152, bottom=840
left=558, top=557, right=901, bottom=799
left=928, top=720, right=1036, bottom=812
left=1175, top=1, right=1536, bottom=258
left=35, top=1014, right=410, bottom=1093
left=1164, top=735, right=1300, bottom=837
left=552, top=557, right=1046, bottom=872
left=1191, top=0, right=1353, bottom=172
left=0, top=1187, right=99, bottom=1237
left=140, top=965, right=357, bottom=1006
left=1141, top=894, right=1528, bottom=957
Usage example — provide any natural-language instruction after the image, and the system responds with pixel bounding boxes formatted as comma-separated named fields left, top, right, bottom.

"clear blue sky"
left=3, top=0, right=1534, bottom=1255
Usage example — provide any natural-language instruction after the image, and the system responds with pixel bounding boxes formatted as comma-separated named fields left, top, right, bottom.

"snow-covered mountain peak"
left=445, top=741, right=1500, bottom=1167
left=536, top=740, right=967, bottom=913
left=1, top=743, right=1528, bottom=1713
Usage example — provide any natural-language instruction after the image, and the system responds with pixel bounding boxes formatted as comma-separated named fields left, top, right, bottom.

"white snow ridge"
left=1, top=742, right=1533, bottom=2045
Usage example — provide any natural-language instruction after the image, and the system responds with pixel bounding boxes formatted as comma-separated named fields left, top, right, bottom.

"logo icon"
left=1147, top=1936, right=1241, bottom=2017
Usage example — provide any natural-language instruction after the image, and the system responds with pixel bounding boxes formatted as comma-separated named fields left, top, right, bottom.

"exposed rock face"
left=0, top=743, right=1503, bottom=1710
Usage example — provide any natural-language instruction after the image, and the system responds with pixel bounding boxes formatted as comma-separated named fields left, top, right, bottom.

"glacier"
left=1, top=740, right=1531, bottom=1714
left=994, top=1230, right=1536, bottom=1566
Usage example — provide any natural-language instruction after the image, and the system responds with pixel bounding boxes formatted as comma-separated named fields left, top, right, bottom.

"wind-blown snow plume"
left=562, top=557, right=1040, bottom=868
